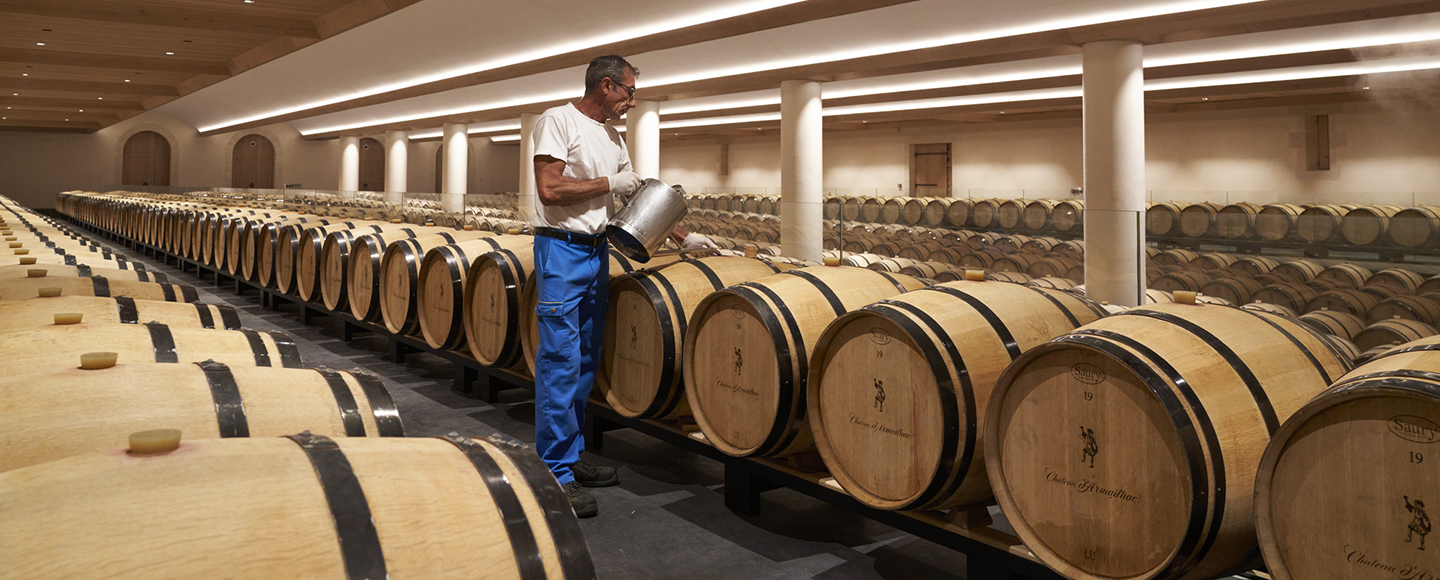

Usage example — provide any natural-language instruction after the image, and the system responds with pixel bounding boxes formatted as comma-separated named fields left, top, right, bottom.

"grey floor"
left=57, top=226, right=975, bottom=580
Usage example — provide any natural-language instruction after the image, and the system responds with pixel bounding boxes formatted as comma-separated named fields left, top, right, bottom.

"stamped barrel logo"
left=1390, top=416, right=1440, bottom=444
left=1071, top=363, right=1105, bottom=385
left=868, top=327, right=892, bottom=345
left=729, top=305, right=746, bottom=319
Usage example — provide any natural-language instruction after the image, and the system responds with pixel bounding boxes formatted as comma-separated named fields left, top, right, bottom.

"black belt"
left=535, top=227, right=606, bottom=247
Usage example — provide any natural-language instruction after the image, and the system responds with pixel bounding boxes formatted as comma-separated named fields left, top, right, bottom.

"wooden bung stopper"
left=26, top=269, right=46, bottom=278
left=463, top=224, right=475, bottom=231
left=80, top=352, right=118, bottom=370
left=18, top=257, right=36, bottom=265
left=744, top=244, right=758, bottom=258
left=391, top=218, right=403, bottom=224
left=37, top=287, right=62, bottom=298
left=8, top=242, right=20, bottom=248
left=1174, top=290, right=1198, bottom=304
left=823, top=255, right=841, bottom=267
left=965, top=269, right=986, bottom=281
left=13, top=249, right=28, bottom=255
left=4, top=236, right=15, bottom=241
left=128, top=429, right=182, bottom=455
left=53, top=313, right=83, bottom=325
left=506, top=227, right=521, bottom=235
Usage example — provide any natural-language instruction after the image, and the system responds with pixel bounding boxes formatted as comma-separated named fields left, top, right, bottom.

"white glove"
left=682, top=233, right=720, bottom=253
left=608, top=171, right=642, bottom=197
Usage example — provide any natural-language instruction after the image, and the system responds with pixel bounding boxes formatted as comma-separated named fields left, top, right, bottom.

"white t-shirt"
left=530, top=102, right=631, bottom=235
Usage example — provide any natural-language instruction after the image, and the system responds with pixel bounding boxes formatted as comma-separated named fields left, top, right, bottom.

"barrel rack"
left=59, top=212, right=1269, bottom=580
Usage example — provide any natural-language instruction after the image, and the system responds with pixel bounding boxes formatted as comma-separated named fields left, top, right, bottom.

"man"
left=531, top=55, right=715, bottom=518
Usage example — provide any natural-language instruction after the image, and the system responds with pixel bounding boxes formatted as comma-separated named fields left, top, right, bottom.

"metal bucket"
left=607, top=179, right=689, bottom=262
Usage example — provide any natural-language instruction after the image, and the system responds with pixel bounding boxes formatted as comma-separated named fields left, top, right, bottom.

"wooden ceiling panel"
left=0, top=0, right=415, bottom=132
left=0, top=14, right=273, bottom=60
left=0, top=62, right=194, bottom=85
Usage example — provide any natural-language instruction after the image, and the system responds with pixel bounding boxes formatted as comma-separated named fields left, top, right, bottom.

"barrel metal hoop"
left=179, top=284, right=198, bottom=303
left=874, top=270, right=911, bottom=294
left=437, top=232, right=455, bottom=244
left=313, top=369, right=367, bottom=437
left=481, top=433, right=599, bottom=580
left=63, top=254, right=76, bottom=265
left=144, top=321, right=179, bottom=363
left=475, top=250, right=524, bottom=367
left=216, top=304, right=242, bottom=330
left=1338, top=370, right=1440, bottom=392
left=1370, top=343, right=1440, bottom=365
left=137, top=269, right=153, bottom=283
left=283, top=432, right=388, bottom=580
left=436, top=248, right=470, bottom=348
left=196, top=360, right=249, bottom=438
left=634, top=272, right=684, bottom=418
left=781, top=270, right=845, bottom=317
left=760, top=260, right=782, bottom=274
left=240, top=329, right=273, bottom=367
left=91, top=276, right=111, bottom=297
left=1236, top=307, right=1350, bottom=378
left=438, top=434, right=547, bottom=580
left=114, top=295, right=139, bottom=324
left=1015, top=285, right=1082, bottom=328
left=866, top=301, right=970, bottom=509
left=398, top=242, right=425, bottom=331
left=1122, top=310, right=1280, bottom=433
left=608, top=248, right=633, bottom=273
left=267, top=332, right=303, bottom=368
left=1056, top=332, right=1221, bottom=578
left=151, top=271, right=169, bottom=285
left=75, top=264, right=92, bottom=278
left=160, top=282, right=176, bottom=302
left=352, top=372, right=405, bottom=437
left=733, top=283, right=808, bottom=456
left=686, top=259, right=725, bottom=292
left=924, top=286, right=1021, bottom=360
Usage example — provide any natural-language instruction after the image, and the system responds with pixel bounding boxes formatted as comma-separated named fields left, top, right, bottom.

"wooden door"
left=911, top=143, right=951, bottom=197
left=122, top=131, right=171, bottom=186
left=359, top=138, right=385, bottom=191
left=232, top=134, right=275, bottom=189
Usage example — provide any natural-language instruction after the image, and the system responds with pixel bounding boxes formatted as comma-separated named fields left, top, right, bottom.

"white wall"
left=0, top=110, right=520, bottom=209
left=659, top=99, right=1440, bottom=207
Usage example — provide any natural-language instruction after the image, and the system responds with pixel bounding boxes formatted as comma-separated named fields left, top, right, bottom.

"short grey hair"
left=585, top=55, right=638, bottom=95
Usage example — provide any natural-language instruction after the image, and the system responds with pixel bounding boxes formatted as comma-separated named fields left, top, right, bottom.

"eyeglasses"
left=610, top=78, right=636, bottom=98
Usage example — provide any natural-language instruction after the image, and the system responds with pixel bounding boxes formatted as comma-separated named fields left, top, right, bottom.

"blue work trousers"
left=533, top=234, right=609, bottom=485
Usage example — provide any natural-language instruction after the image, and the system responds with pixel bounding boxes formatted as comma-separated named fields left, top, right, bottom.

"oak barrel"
left=1368, top=295, right=1440, bottom=326
left=808, top=279, right=1103, bottom=510
left=1299, top=309, right=1366, bottom=340
left=1389, top=205, right=1440, bottom=247
left=0, top=434, right=590, bottom=580
left=1146, top=202, right=1190, bottom=237
left=417, top=235, right=533, bottom=350
left=0, top=360, right=403, bottom=472
left=1178, top=202, right=1223, bottom=237
left=0, top=295, right=243, bottom=333
left=1255, top=337, right=1440, bottom=580
left=0, top=323, right=302, bottom=375
left=602, top=257, right=796, bottom=419
left=0, top=275, right=197, bottom=302
left=683, top=267, right=930, bottom=457
left=1254, top=203, right=1303, bottom=241
left=986, top=302, right=1351, bottom=580
left=1353, top=318, right=1439, bottom=351
left=1341, top=204, right=1403, bottom=246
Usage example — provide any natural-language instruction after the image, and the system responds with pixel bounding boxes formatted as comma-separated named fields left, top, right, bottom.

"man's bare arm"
left=534, top=156, right=610, bottom=207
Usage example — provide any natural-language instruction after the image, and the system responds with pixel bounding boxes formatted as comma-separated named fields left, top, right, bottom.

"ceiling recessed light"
left=35, top=42, right=44, bottom=46
left=124, top=79, right=130, bottom=82
left=21, top=74, right=26, bottom=77
left=79, top=110, right=83, bottom=112
left=64, top=119, right=68, bottom=121
left=1202, top=97, right=1209, bottom=100
left=97, top=97, right=103, bottom=100
left=1363, top=86, right=1371, bottom=89
left=244, top=0, right=254, bottom=3
left=165, top=52, right=174, bottom=55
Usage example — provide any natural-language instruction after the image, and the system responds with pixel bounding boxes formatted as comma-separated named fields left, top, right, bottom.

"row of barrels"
left=59, top=191, right=1436, bottom=580
left=0, top=200, right=594, bottom=580
left=693, top=192, right=1440, bottom=249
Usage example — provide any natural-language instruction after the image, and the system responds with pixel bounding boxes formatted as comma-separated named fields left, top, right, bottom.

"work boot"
left=563, top=481, right=598, bottom=518
left=573, top=460, right=620, bottom=487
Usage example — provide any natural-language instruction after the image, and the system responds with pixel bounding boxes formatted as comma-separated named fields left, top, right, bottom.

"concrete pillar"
left=780, top=80, right=823, bottom=263
left=520, top=113, right=539, bottom=227
left=625, top=100, right=660, bottom=179
left=442, top=123, right=468, bottom=213
left=1082, top=40, right=1146, bottom=307
left=338, top=136, right=360, bottom=194
left=384, top=130, right=408, bottom=205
